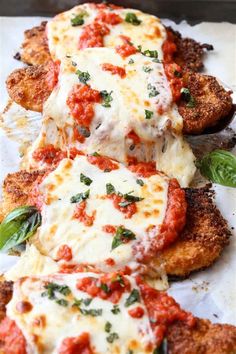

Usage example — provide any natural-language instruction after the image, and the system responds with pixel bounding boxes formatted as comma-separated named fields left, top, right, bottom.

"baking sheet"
left=0, top=15, right=236, bottom=325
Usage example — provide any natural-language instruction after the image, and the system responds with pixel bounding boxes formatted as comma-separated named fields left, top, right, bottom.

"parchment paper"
left=0, top=16, right=236, bottom=325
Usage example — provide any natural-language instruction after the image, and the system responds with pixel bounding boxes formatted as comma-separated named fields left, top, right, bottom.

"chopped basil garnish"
left=100, top=90, right=113, bottom=108
left=80, top=173, right=92, bottom=186
left=125, top=289, right=140, bottom=307
left=125, top=12, right=142, bottom=26
left=127, top=350, right=134, bottom=354
left=180, top=87, right=195, bottom=108
left=111, top=304, right=120, bottom=314
left=0, top=206, right=41, bottom=252
left=106, top=183, right=116, bottom=195
left=147, top=83, right=159, bottom=98
left=100, top=283, right=110, bottom=293
left=138, top=46, right=158, bottom=59
left=106, top=332, right=119, bottom=343
left=128, top=58, right=134, bottom=64
left=92, top=152, right=100, bottom=157
left=196, top=150, right=236, bottom=187
left=111, top=226, right=136, bottom=250
left=143, top=66, right=153, bottom=73
left=41, top=283, right=71, bottom=300
left=112, top=274, right=125, bottom=287
left=77, top=125, right=90, bottom=138
left=136, top=179, right=144, bottom=186
left=56, top=299, right=69, bottom=307
left=79, top=308, right=103, bottom=316
left=105, top=321, right=112, bottom=333
left=145, top=109, right=153, bottom=119
left=118, top=201, right=133, bottom=207
left=174, top=70, right=182, bottom=78
left=76, top=69, right=90, bottom=84
left=73, top=297, right=93, bottom=308
left=70, top=189, right=90, bottom=203
left=123, top=192, right=144, bottom=203
left=83, top=298, right=93, bottom=306
left=71, top=11, right=88, bottom=26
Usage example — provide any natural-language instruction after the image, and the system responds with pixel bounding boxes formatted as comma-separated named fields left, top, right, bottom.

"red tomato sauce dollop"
left=137, top=278, right=195, bottom=346
left=78, top=22, right=110, bottom=49
left=73, top=201, right=96, bottom=227
left=56, top=245, right=73, bottom=261
left=128, top=161, right=157, bottom=177
left=115, top=35, right=137, bottom=58
left=87, top=154, right=119, bottom=171
left=76, top=272, right=131, bottom=303
left=107, top=194, right=137, bottom=219
left=46, top=60, right=60, bottom=90
left=95, top=11, right=122, bottom=25
left=101, top=63, right=126, bottom=78
left=67, top=84, right=101, bottom=143
left=59, top=332, right=94, bottom=354
left=0, top=317, right=27, bottom=354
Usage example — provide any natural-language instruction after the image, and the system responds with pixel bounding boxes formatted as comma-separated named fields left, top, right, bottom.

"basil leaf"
left=197, top=150, right=236, bottom=187
left=56, top=299, right=69, bottom=307
left=125, top=12, right=142, bottom=26
left=105, top=321, right=112, bottom=333
left=0, top=206, right=41, bottom=252
left=71, top=11, right=88, bottom=26
left=76, top=69, right=90, bottom=84
left=111, top=226, right=136, bottom=250
left=77, top=126, right=90, bottom=138
left=80, top=308, right=103, bottom=316
left=145, top=109, right=153, bottom=119
left=118, top=201, right=132, bottom=207
left=100, top=90, right=113, bottom=108
left=125, top=289, right=140, bottom=307
left=136, top=179, right=144, bottom=186
left=100, top=283, right=110, bottom=293
left=147, top=83, right=159, bottom=97
left=123, top=193, right=144, bottom=202
left=138, top=46, right=158, bottom=59
left=143, top=66, right=152, bottom=73
left=111, top=304, right=120, bottom=314
left=106, top=332, right=119, bottom=343
left=70, top=190, right=90, bottom=203
left=106, top=183, right=116, bottom=195
left=80, top=173, right=92, bottom=186
left=180, top=87, right=195, bottom=108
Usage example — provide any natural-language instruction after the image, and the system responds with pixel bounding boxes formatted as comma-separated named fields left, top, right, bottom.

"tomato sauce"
left=162, top=30, right=183, bottom=101
left=126, top=130, right=141, bottom=145
left=67, top=84, right=101, bottom=143
left=95, top=11, right=122, bottom=25
left=107, top=194, right=137, bottom=219
left=128, top=161, right=157, bottom=177
left=73, top=201, right=96, bottom=227
left=92, top=3, right=123, bottom=11
left=128, top=306, right=145, bottom=319
left=46, top=60, right=60, bottom=91
left=87, top=154, right=119, bottom=171
left=101, top=63, right=126, bottom=78
left=78, top=22, right=110, bottom=49
left=137, top=278, right=195, bottom=346
left=56, top=245, right=73, bottom=261
left=102, top=225, right=117, bottom=234
left=76, top=273, right=131, bottom=303
left=105, top=258, right=116, bottom=266
left=59, top=332, right=93, bottom=354
left=32, top=144, right=66, bottom=165
left=0, top=317, right=27, bottom=354
left=116, top=35, right=137, bottom=58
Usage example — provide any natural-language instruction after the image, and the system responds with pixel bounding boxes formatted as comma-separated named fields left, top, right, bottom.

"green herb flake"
left=100, top=283, right=110, bottom=293
left=128, top=58, right=134, bottom=64
left=111, top=226, right=136, bottom=250
left=0, top=206, right=41, bottom=252
left=106, top=183, right=116, bottom=195
left=70, top=189, right=90, bottom=203
left=56, top=299, right=69, bottom=307
left=80, top=308, right=103, bottom=316
left=136, top=179, right=144, bottom=186
left=77, top=125, right=90, bottom=138
left=83, top=298, right=93, bottom=306
left=147, top=83, right=159, bottom=98
left=125, top=12, right=142, bottom=26
left=145, top=109, right=153, bottom=119
left=41, top=283, right=71, bottom=300
left=75, top=69, right=91, bottom=85
left=100, top=90, right=113, bottom=108
left=138, top=46, right=158, bottom=59
left=80, top=173, right=92, bottom=186
left=106, top=332, right=119, bottom=343
left=111, top=304, right=120, bottom=314
left=71, top=11, right=88, bottom=26
left=105, top=321, right=112, bottom=333
left=196, top=149, right=236, bottom=188
left=180, top=87, right=195, bottom=108
left=127, top=350, right=134, bottom=354
left=123, top=193, right=144, bottom=203
left=125, top=289, right=140, bottom=307
left=118, top=201, right=132, bottom=208
left=112, top=274, right=125, bottom=287
left=143, top=66, right=153, bottom=73
left=92, top=152, right=100, bottom=157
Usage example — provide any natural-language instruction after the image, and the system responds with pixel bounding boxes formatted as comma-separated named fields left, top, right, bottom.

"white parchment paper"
left=0, top=16, right=236, bottom=325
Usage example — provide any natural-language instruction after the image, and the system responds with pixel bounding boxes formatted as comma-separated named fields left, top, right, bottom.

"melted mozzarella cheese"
left=29, top=48, right=195, bottom=186
left=34, top=155, right=168, bottom=274
left=47, top=4, right=166, bottom=62
left=7, top=273, right=155, bottom=354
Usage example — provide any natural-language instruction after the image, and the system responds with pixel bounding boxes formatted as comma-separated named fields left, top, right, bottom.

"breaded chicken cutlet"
left=1, top=171, right=231, bottom=278
left=6, top=22, right=233, bottom=134
left=0, top=280, right=235, bottom=353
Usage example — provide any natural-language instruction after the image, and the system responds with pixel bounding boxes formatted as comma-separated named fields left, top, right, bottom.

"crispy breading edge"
left=0, top=172, right=231, bottom=277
